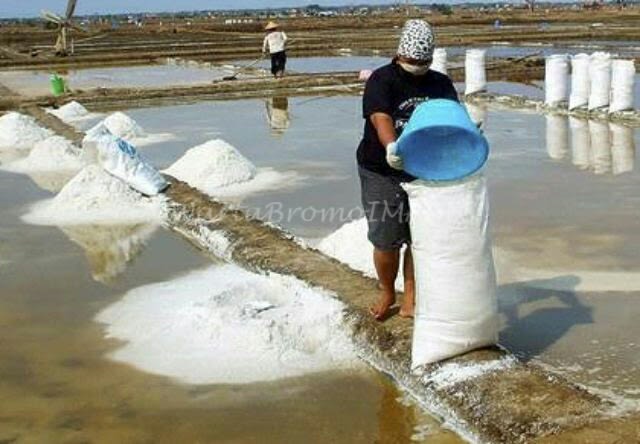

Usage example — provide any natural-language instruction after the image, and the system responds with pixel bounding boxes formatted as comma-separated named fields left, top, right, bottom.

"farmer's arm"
left=370, top=113, right=397, bottom=148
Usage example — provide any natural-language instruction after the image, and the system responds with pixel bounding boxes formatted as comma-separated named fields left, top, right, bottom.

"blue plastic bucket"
left=397, top=99, right=489, bottom=181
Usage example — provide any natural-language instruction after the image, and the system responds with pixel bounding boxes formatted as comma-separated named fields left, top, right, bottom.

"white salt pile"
left=0, top=136, right=84, bottom=173
left=0, top=112, right=52, bottom=150
left=96, top=264, right=360, bottom=385
left=164, top=139, right=302, bottom=199
left=47, top=101, right=95, bottom=123
left=22, top=164, right=165, bottom=226
left=317, top=218, right=406, bottom=290
left=317, top=218, right=374, bottom=277
left=89, top=112, right=175, bottom=147
left=102, top=112, right=146, bottom=139
left=165, top=139, right=256, bottom=189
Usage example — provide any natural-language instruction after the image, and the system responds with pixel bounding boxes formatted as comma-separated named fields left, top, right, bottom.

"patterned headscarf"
left=397, top=20, right=435, bottom=61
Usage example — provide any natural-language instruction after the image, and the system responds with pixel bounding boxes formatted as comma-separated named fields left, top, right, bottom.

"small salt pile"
left=164, top=139, right=257, bottom=191
left=22, top=164, right=165, bottom=226
left=0, top=112, right=52, bottom=150
left=318, top=218, right=373, bottom=277
left=100, top=112, right=146, bottom=140
left=1, top=136, right=83, bottom=173
left=47, top=101, right=91, bottom=123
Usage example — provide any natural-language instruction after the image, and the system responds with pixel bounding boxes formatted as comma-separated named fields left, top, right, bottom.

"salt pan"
left=0, top=112, right=52, bottom=150
left=96, top=264, right=360, bottom=384
left=22, top=165, right=165, bottom=226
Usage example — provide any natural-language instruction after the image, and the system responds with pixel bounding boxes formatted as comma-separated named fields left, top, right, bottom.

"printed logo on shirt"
left=395, top=97, right=430, bottom=132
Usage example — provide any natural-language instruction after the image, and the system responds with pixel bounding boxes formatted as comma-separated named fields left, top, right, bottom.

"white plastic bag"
left=83, top=123, right=168, bottom=196
left=588, top=52, right=612, bottom=110
left=610, top=123, right=634, bottom=175
left=403, top=175, right=498, bottom=367
left=431, top=48, right=447, bottom=75
left=546, top=114, right=569, bottom=160
left=609, top=60, right=636, bottom=113
left=569, top=117, right=591, bottom=170
left=588, top=120, right=611, bottom=175
left=465, top=49, right=487, bottom=95
left=569, top=54, right=590, bottom=110
left=544, top=54, right=569, bottom=106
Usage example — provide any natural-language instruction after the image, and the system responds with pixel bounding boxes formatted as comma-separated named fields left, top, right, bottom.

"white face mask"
left=398, top=61, right=429, bottom=76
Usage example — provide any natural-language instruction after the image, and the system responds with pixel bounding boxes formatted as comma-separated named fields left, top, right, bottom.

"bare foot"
left=369, top=289, right=396, bottom=321
left=400, top=281, right=415, bottom=319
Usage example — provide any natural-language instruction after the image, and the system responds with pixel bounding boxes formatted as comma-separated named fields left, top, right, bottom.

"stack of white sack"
left=465, top=49, right=487, bottom=95
left=544, top=54, right=569, bottom=106
left=569, top=54, right=590, bottom=110
left=430, top=48, right=448, bottom=75
left=609, top=60, right=636, bottom=113
left=403, top=174, right=498, bottom=368
left=588, top=52, right=612, bottom=111
left=82, top=123, right=169, bottom=196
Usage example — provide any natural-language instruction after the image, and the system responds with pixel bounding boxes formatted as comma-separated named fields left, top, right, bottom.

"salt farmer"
left=357, top=19, right=458, bottom=320
left=262, top=22, right=288, bottom=78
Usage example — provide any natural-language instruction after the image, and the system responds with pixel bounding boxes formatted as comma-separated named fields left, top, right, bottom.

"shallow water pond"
left=0, top=63, right=233, bottom=97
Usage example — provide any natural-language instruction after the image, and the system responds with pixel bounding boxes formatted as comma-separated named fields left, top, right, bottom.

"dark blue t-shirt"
left=357, top=62, right=458, bottom=179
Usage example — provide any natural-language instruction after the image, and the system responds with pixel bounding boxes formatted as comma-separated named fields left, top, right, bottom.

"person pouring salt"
left=356, top=19, right=458, bottom=320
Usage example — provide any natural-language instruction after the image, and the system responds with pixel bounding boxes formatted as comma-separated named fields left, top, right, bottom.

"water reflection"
left=547, top=115, right=636, bottom=175
left=265, top=96, right=291, bottom=136
left=60, top=223, right=158, bottom=284
left=25, top=170, right=79, bottom=193
left=545, top=114, right=569, bottom=160
left=466, top=102, right=487, bottom=130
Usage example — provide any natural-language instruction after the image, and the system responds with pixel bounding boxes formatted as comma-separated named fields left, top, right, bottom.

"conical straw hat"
left=265, top=21, right=279, bottom=30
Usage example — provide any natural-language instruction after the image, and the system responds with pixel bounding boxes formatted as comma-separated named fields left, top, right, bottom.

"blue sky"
left=1, top=1, right=420, bottom=18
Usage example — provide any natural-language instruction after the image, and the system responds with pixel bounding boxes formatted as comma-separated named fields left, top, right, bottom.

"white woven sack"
left=569, top=117, right=591, bottom=170
left=610, top=123, right=635, bottom=175
left=569, top=54, right=590, bottom=110
left=546, top=114, right=569, bottom=160
left=403, top=175, right=498, bottom=367
left=609, top=60, right=636, bottom=113
left=545, top=54, right=569, bottom=106
left=431, top=48, right=448, bottom=75
left=588, top=52, right=612, bottom=110
left=588, top=120, right=611, bottom=175
left=83, top=123, right=168, bottom=196
left=465, top=49, right=487, bottom=95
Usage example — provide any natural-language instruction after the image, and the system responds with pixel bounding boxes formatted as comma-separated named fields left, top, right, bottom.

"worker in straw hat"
left=356, top=19, right=458, bottom=321
left=262, top=21, right=288, bottom=78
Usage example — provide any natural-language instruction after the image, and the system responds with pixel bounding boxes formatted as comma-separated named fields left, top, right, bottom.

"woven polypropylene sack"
left=403, top=175, right=498, bottom=367
left=465, top=49, right=487, bottom=95
left=545, top=54, right=569, bottom=106
left=588, top=52, right=612, bottom=110
left=609, top=60, right=636, bottom=113
left=569, top=54, right=590, bottom=110
left=431, top=48, right=447, bottom=75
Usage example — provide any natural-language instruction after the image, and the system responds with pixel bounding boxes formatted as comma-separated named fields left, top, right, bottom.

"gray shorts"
left=358, top=166, right=411, bottom=251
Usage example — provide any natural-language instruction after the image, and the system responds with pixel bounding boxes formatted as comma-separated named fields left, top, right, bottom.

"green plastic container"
left=50, top=74, right=66, bottom=97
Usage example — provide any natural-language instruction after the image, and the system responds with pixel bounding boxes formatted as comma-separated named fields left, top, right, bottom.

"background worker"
left=357, top=19, right=459, bottom=320
left=263, top=22, right=288, bottom=78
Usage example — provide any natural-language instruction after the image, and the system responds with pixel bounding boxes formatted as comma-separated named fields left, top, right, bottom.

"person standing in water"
left=262, top=22, right=288, bottom=78
left=357, top=19, right=458, bottom=320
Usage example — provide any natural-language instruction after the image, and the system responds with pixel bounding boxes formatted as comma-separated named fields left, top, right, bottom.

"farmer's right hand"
left=385, top=142, right=403, bottom=170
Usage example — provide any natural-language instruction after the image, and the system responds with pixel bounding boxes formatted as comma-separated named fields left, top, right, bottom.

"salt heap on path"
left=1, top=136, right=83, bottom=173
left=0, top=112, right=52, bottom=150
left=96, top=264, right=360, bottom=385
left=102, top=112, right=146, bottom=140
left=48, top=101, right=91, bottom=123
left=164, top=139, right=257, bottom=191
left=22, top=164, right=165, bottom=226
